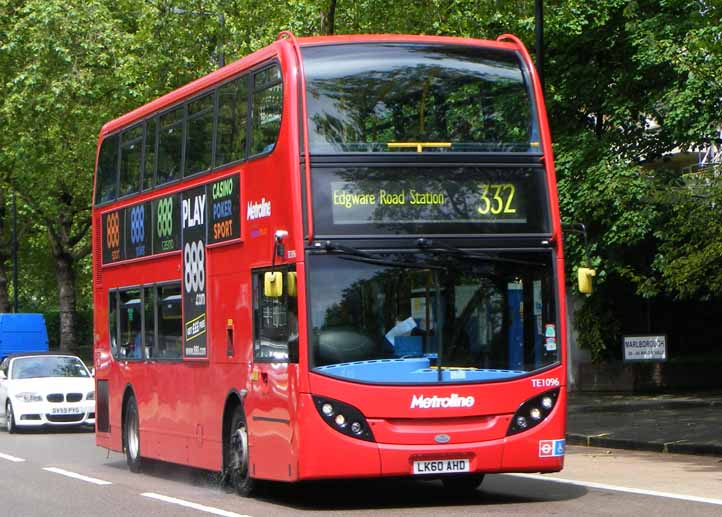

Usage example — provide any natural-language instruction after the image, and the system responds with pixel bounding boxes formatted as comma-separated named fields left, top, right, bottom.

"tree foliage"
left=1, top=0, right=721, bottom=359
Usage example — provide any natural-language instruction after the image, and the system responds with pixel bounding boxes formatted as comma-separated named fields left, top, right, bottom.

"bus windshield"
left=308, top=250, right=557, bottom=384
left=302, top=43, right=539, bottom=153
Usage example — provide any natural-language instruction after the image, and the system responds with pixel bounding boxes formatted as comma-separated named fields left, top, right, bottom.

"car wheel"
left=224, top=405, right=255, bottom=496
left=441, top=473, right=485, bottom=494
left=124, top=395, right=142, bottom=473
left=5, top=401, right=16, bottom=434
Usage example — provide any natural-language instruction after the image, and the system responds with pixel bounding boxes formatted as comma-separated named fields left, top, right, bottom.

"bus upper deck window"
left=186, top=93, right=214, bottom=176
left=157, top=106, right=184, bottom=186
left=119, top=125, right=143, bottom=197
left=95, top=135, right=118, bottom=204
left=216, top=76, right=248, bottom=167
left=250, top=65, right=282, bottom=157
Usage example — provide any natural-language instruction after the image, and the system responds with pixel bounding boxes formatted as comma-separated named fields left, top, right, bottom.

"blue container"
left=0, top=313, right=50, bottom=359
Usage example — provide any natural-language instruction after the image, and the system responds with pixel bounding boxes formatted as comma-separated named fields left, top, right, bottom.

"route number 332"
left=477, top=183, right=517, bottom=215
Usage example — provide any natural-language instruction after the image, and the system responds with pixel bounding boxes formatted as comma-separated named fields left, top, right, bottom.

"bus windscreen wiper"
left=315, top=241, right=446, bottom=271
left=316, top=240, right=376, bottom=259
left=416, top=237, right=545, bottom=267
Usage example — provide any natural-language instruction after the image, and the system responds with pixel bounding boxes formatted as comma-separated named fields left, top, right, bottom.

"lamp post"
left=169, top=7, right=225, bottom=68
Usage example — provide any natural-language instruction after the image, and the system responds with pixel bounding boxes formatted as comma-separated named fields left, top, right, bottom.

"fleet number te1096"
left=531, top=377, right=560, bottom=388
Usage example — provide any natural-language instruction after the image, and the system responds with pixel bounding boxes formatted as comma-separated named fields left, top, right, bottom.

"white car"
left=0, top=353, right=95, bottom=432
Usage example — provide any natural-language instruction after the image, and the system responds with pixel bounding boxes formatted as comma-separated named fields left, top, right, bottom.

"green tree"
left=0, top=0, right=225, bottom=350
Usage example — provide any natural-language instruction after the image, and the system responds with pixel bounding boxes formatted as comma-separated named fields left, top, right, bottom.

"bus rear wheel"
left=225, top=406, right=255, bottom=497
left=124, top=395, right=143, bottom=473
left=441, top=473, right=485, bottom=493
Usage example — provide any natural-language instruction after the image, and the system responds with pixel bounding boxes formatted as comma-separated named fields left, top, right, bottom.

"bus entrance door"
left=248, top=268, right=298, bottom=481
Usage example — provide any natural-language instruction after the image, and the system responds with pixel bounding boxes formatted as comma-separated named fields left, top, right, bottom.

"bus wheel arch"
left=222, top=393, right=255, bottom=496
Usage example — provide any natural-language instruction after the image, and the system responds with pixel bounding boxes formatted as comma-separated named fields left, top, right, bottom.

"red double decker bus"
left=92, top=32, right=572, bottom=495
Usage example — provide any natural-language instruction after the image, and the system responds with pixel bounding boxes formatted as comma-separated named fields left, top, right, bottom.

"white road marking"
left=0, top=452, right=26, bottom=463
left=141, top=492, right=253, bottom=517
left=511, top=473, right=722, bottom=507
left=43, top=467, right=112, bottom=486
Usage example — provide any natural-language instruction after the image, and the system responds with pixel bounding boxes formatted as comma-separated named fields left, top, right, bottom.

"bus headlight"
left=506, top=389, right=559, bottom=436
left=313, top=396, right=375, bottom=442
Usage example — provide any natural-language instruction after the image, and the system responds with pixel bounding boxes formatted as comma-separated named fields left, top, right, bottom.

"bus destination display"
left=331, top=180, right=526, bottom=225
left=312, top=166, right=549, bottom=235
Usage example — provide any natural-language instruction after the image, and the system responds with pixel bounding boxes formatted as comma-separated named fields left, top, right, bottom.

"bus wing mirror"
left=287, top=272, right=297, bottom=297
left=264, top=271, right=283, bottom=298
left=578, top=267, right=596, bottom=294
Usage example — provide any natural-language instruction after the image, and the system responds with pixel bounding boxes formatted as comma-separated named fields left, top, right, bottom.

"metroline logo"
left=246, top=198, right=271, bottom=221
left=410, top=394, right=475, bottom=409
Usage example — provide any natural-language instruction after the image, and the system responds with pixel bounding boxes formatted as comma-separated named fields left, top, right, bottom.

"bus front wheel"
left=225, top=406, right=255, bottom=497
left=124, top=395, right=143, bottom=473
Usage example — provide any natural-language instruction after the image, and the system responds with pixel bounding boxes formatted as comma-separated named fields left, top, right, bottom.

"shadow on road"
left=105, top=457, right=588, bottom=511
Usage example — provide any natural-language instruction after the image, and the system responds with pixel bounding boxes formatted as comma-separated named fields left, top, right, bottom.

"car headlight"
left=15, top=392, right=43, bottom=403
left=86, top=391, right=95, bottom=401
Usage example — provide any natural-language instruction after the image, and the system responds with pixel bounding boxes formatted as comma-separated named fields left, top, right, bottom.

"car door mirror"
left=0, top=371, right=6, bottom=380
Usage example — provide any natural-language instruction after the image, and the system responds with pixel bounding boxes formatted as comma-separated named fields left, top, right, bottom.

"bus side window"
left=216, top=76, right=248, bottom=167
left=157, top=105, right=184, bottom=186
left=94, top=134, right=118, bottom=205
left=253, top=267, right=297, bottom=363
left=119, top=124, right=143, bottom=197
left=108, top=291, right=119, bottom=358
left=186, top=92, right=214, bottom=176
left=143, top=286, right=156, bottom=359
left=143, top=118, right=157, bottom=191
left=119, top=289, right=143, bottom=360
left=250, top=65, right=282, bottom=157
left=156, top=283, right=182, bottom=360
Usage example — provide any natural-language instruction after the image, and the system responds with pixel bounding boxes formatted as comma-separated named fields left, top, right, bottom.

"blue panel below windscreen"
left=314, top=358, right=525, bottom=383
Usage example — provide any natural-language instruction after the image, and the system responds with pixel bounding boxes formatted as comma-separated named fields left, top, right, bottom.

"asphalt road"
left=0, top=428, right=720, bottom=517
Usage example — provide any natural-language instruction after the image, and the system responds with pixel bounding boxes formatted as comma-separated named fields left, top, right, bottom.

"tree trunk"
left=54, top=251, right=77, bottom=353
left=0, top=262, right=9, bottom=313
left=320, top=0, right=337, bottom=35
left=0, top=189, right=9, bottom=312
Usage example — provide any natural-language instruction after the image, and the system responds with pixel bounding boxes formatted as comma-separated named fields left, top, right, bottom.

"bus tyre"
left=225, top=406, right=255, bottom=497
left=6, top=401, right=16, bottom=434
left=441, top=474, right=485, bottom=494
left=124, top=395, right=143, bottom=473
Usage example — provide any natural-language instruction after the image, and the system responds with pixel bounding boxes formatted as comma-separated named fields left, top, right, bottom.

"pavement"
left=567, top=391, right=722, bottom=457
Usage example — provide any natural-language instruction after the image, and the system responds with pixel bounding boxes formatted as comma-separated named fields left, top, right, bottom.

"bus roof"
left=98, top=33, right=521, bottom=138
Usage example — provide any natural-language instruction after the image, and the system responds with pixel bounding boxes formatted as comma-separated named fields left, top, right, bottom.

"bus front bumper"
left=296, top=394, right=565, bottom=481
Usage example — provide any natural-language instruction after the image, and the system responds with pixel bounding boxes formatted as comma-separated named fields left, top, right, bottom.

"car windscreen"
left=11, top=356, right=90, bottom=379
